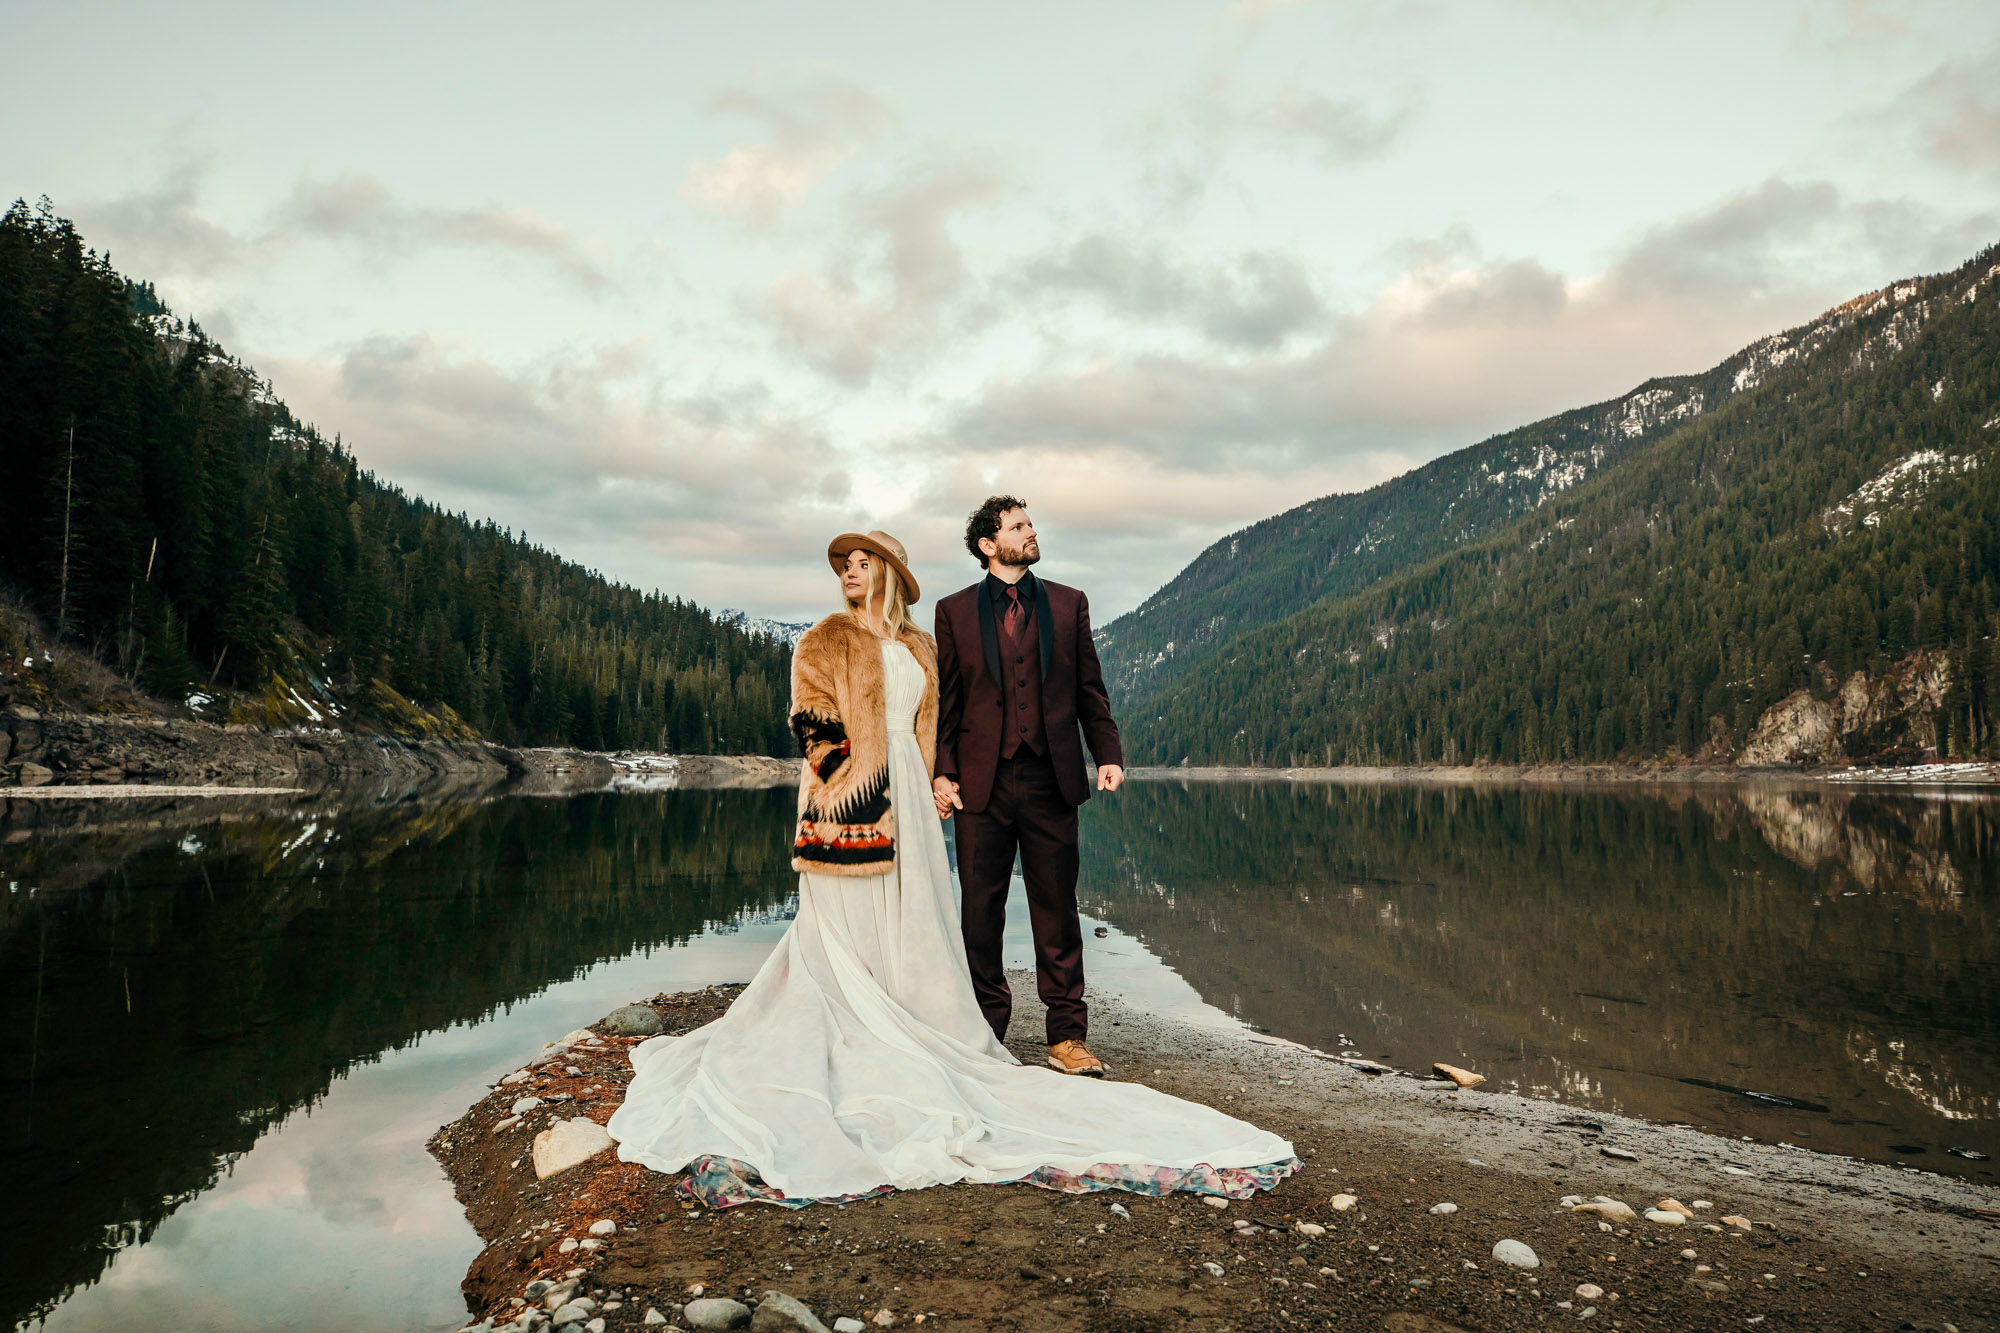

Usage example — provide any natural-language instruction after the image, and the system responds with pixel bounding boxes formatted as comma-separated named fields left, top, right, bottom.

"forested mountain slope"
left=0, top=201, right=790, bottom=754
left=1102, top=249, right=1999, bottom=721
left=1125, top=243, right=2000, bottom=767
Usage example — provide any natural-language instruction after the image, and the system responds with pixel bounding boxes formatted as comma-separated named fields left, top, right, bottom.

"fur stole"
left=789, top=613, right=939, bottom=877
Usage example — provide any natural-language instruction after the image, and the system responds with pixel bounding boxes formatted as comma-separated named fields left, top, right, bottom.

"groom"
left=932, top=496, right=1125, bottom=1077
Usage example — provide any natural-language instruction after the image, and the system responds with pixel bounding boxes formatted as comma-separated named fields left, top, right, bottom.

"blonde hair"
left=840, top=552, right=910, bottom=640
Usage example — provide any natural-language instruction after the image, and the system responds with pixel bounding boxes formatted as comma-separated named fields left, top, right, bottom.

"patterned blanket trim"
left=677, top=1153, right=1303, bottom=1210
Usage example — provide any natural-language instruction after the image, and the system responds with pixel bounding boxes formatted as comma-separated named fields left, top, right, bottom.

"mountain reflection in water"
left=1076, top=780, right=1998, bottom=1172
left=0, top=789, right=798, bottom=1331
left=2, top=778, right=1994, bottom=1330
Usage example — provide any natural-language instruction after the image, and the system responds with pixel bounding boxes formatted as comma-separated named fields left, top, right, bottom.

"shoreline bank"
left=431, top=977, right=1998, bottom=1333
left=1129, top=760, right=2000, bottom=787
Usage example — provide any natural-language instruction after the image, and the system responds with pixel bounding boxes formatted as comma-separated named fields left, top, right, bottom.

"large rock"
left=602, top=1004, right=665, bottom=1037
left=1491, top=1239, right=1540, bottom=1269
left=751, top=1290, right=831, bottom=1333
left=14, top=762, right=52, bottom=787
left=1741, top=691, right=1843, bottom=766
left=684, top=1298, right=753, bottom=1330
left=532, top=1116, right=615, bottom=1179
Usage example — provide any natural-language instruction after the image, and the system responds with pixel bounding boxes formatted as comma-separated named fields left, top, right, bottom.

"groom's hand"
left=932, top=775, right=962, bottom=820
left=1095, top=764, right=1125, bottom=793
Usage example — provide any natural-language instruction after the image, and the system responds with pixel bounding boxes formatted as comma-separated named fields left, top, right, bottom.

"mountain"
left=1114, top=243, right=2000, bottom=767
left=718, top=609, right=813, bottom=649
left=0, top=200, right=791, bottom=755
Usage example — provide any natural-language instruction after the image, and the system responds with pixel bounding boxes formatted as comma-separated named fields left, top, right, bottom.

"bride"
left=606, top=530, right=1297, bottom=1207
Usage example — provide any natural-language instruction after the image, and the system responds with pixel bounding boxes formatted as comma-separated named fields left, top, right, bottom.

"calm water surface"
left=2, top=779, right=1993, bottom=1330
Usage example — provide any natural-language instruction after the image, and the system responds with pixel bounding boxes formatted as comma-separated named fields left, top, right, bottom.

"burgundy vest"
left=998, top=586, right=1047, bottom=759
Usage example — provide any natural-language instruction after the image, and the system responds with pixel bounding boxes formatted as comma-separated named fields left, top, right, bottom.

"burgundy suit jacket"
left=935, top=575, right=1124, bottom=812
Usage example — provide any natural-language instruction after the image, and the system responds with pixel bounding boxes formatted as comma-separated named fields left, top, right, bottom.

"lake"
left=2, top=778, right=1994, bottom=1330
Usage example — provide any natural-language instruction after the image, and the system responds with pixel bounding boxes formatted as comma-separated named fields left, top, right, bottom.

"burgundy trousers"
left=953, top=751, right=1086, bottom=1045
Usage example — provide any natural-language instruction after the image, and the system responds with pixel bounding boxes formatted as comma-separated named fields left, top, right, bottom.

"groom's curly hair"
left=964, top=495, right=1028, bottom=564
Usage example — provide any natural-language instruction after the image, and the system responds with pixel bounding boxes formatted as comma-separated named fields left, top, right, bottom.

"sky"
left=4, top=1, right=1998, bottom=623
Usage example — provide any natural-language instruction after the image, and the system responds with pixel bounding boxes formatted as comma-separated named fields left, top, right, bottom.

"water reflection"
left=3, top=778, right=1995, bottom=1330
left=1076, top=780, right=2000, bottom=1170
left=0, top=790, right=798, bottom=1330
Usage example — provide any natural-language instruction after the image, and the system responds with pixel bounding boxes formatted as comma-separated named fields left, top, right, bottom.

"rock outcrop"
left=1740, top=649, right=1953, bottom=767
left=0, top=706, right=521, bottom=795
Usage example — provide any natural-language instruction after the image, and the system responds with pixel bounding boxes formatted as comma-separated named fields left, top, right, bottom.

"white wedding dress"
left=607, top=639, right=1294, bottom=1203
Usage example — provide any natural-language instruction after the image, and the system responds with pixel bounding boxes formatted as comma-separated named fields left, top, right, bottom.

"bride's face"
left=841, top=550, right=873, bottom=607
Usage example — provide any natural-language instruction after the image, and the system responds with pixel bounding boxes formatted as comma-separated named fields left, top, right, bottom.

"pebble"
left=684, top=1297, right=753, bottom=1330
left=1203, top=1196, right=1228, bottom=1209
left=586, top=1321, right=605, bottom=1333
left=1654, top=1197, right=1694, bottom=1218
left=558, top=1238, right=578, bottom=1253
left=1690, top=1199, right=1713, bottom=1209
left=1599, top=1146, right=1638, bottom=1161
left=1575, top=1283, right=1604, bottom=1300
left=502, top=1071, right=532, bottom=1085
left=1680, top=1249, right=1698, bottom=1259
left=588, top=1219, right=617, bottom=1236
left=525, top=1281, right=553, bottom=1301
left=1108, top=1203, right=1130, bottom=1220
left=602, top=1004, right=665, bottom=1037
left=513, top=1097, right=544, bottom=1117
left=644, top=1311, right=668, bottom=1326
left=750, top=1289, right=832, bottom=1332
left=1203, top=1261, right=1226, bottom=1277
left=1722, top=1214, right=1754, bottom=1231
left=1465, top=1159, right=1487, bottom=1167
left=532, top=1117, right=616, bottom=1180
left=1330, top=1193, right=1358, bottom=1211
left=1571, top=1199, right=1636, bottom=1224
left=1296, top=1222, right=1326, bottom=1236
left=552, top=1302, right=592, bottom=1327
left=1491, top=1239, right=1540, bottom=1269
left=871, top=1311, right=894, bottom=1328
left=833, top=1322, right=864, bottom=1333
left=1428, top=1202, right=1458, bottom=1216
left=1559, top=1195, right=1586, bottom=1208
left=1642, top=1208, right=1687, bottom=1226
left=1720, top=1165, right=1753, bottom=1176
left=492, top=1117, right=522, bottom=1134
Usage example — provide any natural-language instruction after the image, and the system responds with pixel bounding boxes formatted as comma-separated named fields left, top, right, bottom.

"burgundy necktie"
left=1003, top=585, right=1024, bottom=638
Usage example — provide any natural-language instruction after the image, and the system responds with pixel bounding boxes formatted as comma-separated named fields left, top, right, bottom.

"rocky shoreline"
left=0, top=705, right=800, bottom=801
left=430, top=977, right=1998, bottom=1333
left=1131, top=759, right=2000, bottom=786
left=0, top=704, right=521, bottom=796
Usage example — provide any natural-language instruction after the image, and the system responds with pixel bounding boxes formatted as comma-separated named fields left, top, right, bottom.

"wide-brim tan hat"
left=827, top=529, right=921, bottom=604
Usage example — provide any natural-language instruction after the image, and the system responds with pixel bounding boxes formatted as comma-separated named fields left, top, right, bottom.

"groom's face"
left=985, top=508, right=1040, bottom=569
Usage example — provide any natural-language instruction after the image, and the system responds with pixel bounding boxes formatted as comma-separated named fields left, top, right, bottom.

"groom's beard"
left=995, top=538, right=1040, bottom=568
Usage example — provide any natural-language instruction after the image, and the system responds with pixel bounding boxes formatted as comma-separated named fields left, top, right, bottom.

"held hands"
left=932, top=775, right=963, bottom=820
left=1096, top=763, right=1125, bottom=793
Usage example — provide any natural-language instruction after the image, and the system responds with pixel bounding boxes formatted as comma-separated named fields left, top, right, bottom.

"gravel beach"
left=431, top=973, right=1998, bottom=1333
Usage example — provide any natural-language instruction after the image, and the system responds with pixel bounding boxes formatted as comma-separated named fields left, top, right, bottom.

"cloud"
left=83, top=160, right=248, bottom=277
left=683, top=69, right=896, bottom=226
left=1607, top=177, right=1842, bottom=300
left=1894, top=47, right=2000, bottom=182
left=75, top=164, right=610, bottom=293
left=271, top=173, right=611, bottom=292
left=1015, top=237, right=1328, bottom=347
left=1249, top=86, right=1416, bottom=166
left=753, top=150, right=1010, bottom=385
left=264, top=333, right=859, bottom=611
left=947, top=176, right=1971, bottom=501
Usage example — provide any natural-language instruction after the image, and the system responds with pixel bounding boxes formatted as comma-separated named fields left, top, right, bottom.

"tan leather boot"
left=1047, top=1040, right=1107, bottom=1077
